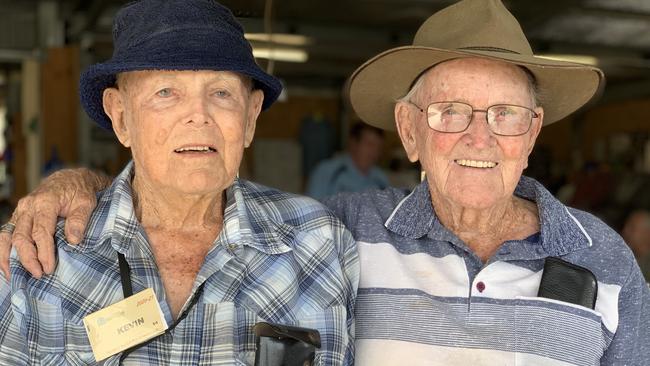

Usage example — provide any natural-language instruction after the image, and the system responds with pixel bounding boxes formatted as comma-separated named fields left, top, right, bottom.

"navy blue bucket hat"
left=80, top=0, right=282, bottom=130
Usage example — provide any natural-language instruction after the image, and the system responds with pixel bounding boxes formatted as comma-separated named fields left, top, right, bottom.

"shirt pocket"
left=514, top=296, right=606, bottom=366
left=199, top=302, right=348, bottom=366
left=295, top=305, right=349, bottom=366
left=199, top=302, right=258, bottom=366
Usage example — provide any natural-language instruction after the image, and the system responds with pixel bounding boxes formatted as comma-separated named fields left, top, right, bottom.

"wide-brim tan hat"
left=348, top=0, right=605, bottom=131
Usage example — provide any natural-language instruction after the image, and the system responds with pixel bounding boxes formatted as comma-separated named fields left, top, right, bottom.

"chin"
left=175, top=171, right=233, bottom=195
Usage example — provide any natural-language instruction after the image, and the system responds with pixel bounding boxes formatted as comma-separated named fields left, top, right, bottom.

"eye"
left=443, top=107, right=458, bottom=115
left=213, top=90, right=231, bottom=98
left=156, top=88, right=172, bottom=97
left=492, top=107, right=513, bottom=118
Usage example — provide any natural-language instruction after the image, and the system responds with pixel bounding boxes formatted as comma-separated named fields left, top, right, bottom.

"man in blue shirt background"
left=306, top=122, right=389, bottom=200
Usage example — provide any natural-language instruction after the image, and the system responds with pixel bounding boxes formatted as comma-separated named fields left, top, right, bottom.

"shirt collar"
left=66, top=161, right=293, bottom=256
left=59, top=161, right=138, bottom=254
left=514, top=175, right=591, bottom=256
left=384, top=180, right=436, bottom=239
left=385, top=175, right=592, bottom=257
left=222, top=178, right=294, bottom=255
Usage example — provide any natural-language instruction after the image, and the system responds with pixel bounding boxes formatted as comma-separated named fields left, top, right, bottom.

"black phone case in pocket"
left=537, top=256, right=598, bottom=309
left=253, top=322, right=321, bottom=366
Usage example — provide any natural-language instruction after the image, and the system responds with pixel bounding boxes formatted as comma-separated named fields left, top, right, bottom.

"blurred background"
left=0, top=0, right=649, bottom=270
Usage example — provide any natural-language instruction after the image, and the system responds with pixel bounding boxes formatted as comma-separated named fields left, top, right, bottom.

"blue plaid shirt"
left=0, top=162, right=358, bottom=365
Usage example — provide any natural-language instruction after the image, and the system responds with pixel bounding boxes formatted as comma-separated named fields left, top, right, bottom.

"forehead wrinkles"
left=116, top=70, right=252, bottom=93
left=423, top=59, right=531, bottom=103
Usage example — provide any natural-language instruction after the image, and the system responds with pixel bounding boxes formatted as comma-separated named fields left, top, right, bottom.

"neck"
left=132, top=175, right=226, bottom=233
left=431, top=190, right=539, bottom=262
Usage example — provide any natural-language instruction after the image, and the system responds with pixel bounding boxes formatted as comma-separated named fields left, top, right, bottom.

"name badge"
left=83, top=288, right=168, bottom=361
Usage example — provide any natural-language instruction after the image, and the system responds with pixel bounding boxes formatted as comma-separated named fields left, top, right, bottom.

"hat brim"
left=80, top=33, right=282, bottom=131
left=348, top=46, right=605, bottom=131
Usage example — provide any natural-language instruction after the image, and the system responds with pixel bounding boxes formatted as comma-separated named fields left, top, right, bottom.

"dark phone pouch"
left=537, top=256, right=598, bottom=309
left=253, top=322, right=321, bottom=366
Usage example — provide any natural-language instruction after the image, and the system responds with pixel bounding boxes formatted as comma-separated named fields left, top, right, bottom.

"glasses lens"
left=427, top=102, right=472, bottom=132
left=487, top=105, right=532, bottom=136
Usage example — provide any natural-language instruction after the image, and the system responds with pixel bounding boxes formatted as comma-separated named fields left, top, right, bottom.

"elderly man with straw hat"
left=0, top=0, right=358, bottom=364
left=2, top=0, right=649, bottom=365
left=337, top=0, right=649, bottom=364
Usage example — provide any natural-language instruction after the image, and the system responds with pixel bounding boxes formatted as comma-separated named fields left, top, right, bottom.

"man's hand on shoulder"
left=0, top=168, right=110, bottom=279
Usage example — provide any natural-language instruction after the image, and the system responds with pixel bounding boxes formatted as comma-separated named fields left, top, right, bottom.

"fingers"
left=32, top=203, right=59, bottom=275
left=3, top=169, right=104, bottom=279
left=13, top=213, right=43, bottom=279
left=64, top=206, right=92, bottom=245
left=0, top=230, right=12, bottom=280
left=63, top=189, right=96, bottom=245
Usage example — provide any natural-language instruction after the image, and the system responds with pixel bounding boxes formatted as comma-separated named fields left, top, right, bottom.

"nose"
left=184, top=94, right=212, bottom=126
left=462, top=110, right=495, bottom=148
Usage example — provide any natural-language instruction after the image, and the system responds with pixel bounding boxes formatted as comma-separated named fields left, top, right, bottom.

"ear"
left=243, top=89, right=263, bottom=148
left=103, top=87, right=131, bottom=148
left=395, top=101, right=419, bottom=162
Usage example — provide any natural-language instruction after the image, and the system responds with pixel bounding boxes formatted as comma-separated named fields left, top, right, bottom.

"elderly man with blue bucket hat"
left=0, top=0, right=358, bottom=364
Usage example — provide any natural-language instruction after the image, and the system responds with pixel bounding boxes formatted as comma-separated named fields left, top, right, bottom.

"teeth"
left=455, top=159, right=497, bottom=168
left=175, top=146, right=213, bottom=153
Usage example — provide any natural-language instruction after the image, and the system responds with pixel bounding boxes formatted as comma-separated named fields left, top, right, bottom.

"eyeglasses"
left=408, top=101, right=539, bottom=136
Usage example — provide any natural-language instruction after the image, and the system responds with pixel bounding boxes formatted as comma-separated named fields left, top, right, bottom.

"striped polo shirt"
left=325, top=176, right=649, bottom=366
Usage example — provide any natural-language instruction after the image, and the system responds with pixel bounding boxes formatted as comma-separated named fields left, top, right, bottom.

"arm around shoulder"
left=0, top=167, right=110, bottom=279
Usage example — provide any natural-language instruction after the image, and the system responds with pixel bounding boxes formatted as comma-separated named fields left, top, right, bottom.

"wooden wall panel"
left=41, top=46, right=79, bottom=167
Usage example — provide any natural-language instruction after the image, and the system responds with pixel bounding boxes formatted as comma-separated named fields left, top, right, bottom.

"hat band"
left=457, top=46, right=521, bottom=54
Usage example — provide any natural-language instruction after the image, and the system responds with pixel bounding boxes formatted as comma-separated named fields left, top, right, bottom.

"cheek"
left=129, top=108, right=174, bottom=148
left=498, top=140, right=532, bottom=189
left=501, top=140, right=530, bottom=167
left=154, top=126, right=172, bottom=146
left=417, top=134, right=460, bottom=190
left=217, top=117, right=247, bottom=168
left=420, top=133, right=458, bottom=167
left=130, top=126, right=172, bottom=174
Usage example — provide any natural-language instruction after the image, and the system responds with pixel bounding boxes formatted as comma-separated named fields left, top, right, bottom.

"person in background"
left=622, top=209, right=650, bottom=281
left=306, top=122, right=389, bottom=199
left=2, top=0, right=649, bottom=365
left=0, top=0, right=357, bottom=364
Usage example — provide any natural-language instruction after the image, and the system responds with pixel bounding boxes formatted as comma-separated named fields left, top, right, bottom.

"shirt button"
left=228, top=243, right=237, bottom=251
left=476, top=281, right=486, bottom=293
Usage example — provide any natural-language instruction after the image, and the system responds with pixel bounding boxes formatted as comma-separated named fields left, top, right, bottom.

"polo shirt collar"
left=514, top=176, right=592, bottom=256
left=384, top=180, right=436, bottom=239
left=385, top=175, right=592, bottom=257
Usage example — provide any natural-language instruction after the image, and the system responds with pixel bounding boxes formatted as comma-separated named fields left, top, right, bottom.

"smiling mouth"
left=454, top=159, right=498, bottom=168
left=174, top=146, right=217, bottom=153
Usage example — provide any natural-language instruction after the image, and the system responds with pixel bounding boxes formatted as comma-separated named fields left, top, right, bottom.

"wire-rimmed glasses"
left=408, top=101, right=539, bottom=136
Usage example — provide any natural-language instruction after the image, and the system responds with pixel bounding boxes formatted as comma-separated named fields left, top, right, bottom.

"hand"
left=0, top=168, right=110, bottom=279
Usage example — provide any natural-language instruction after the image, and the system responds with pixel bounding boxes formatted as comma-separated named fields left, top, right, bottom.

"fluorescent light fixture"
left=253, top=47, right=308, bottom=63
left=245, top=33, right=311, bottom=46
left=538, top=54, right=599, bottom=66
